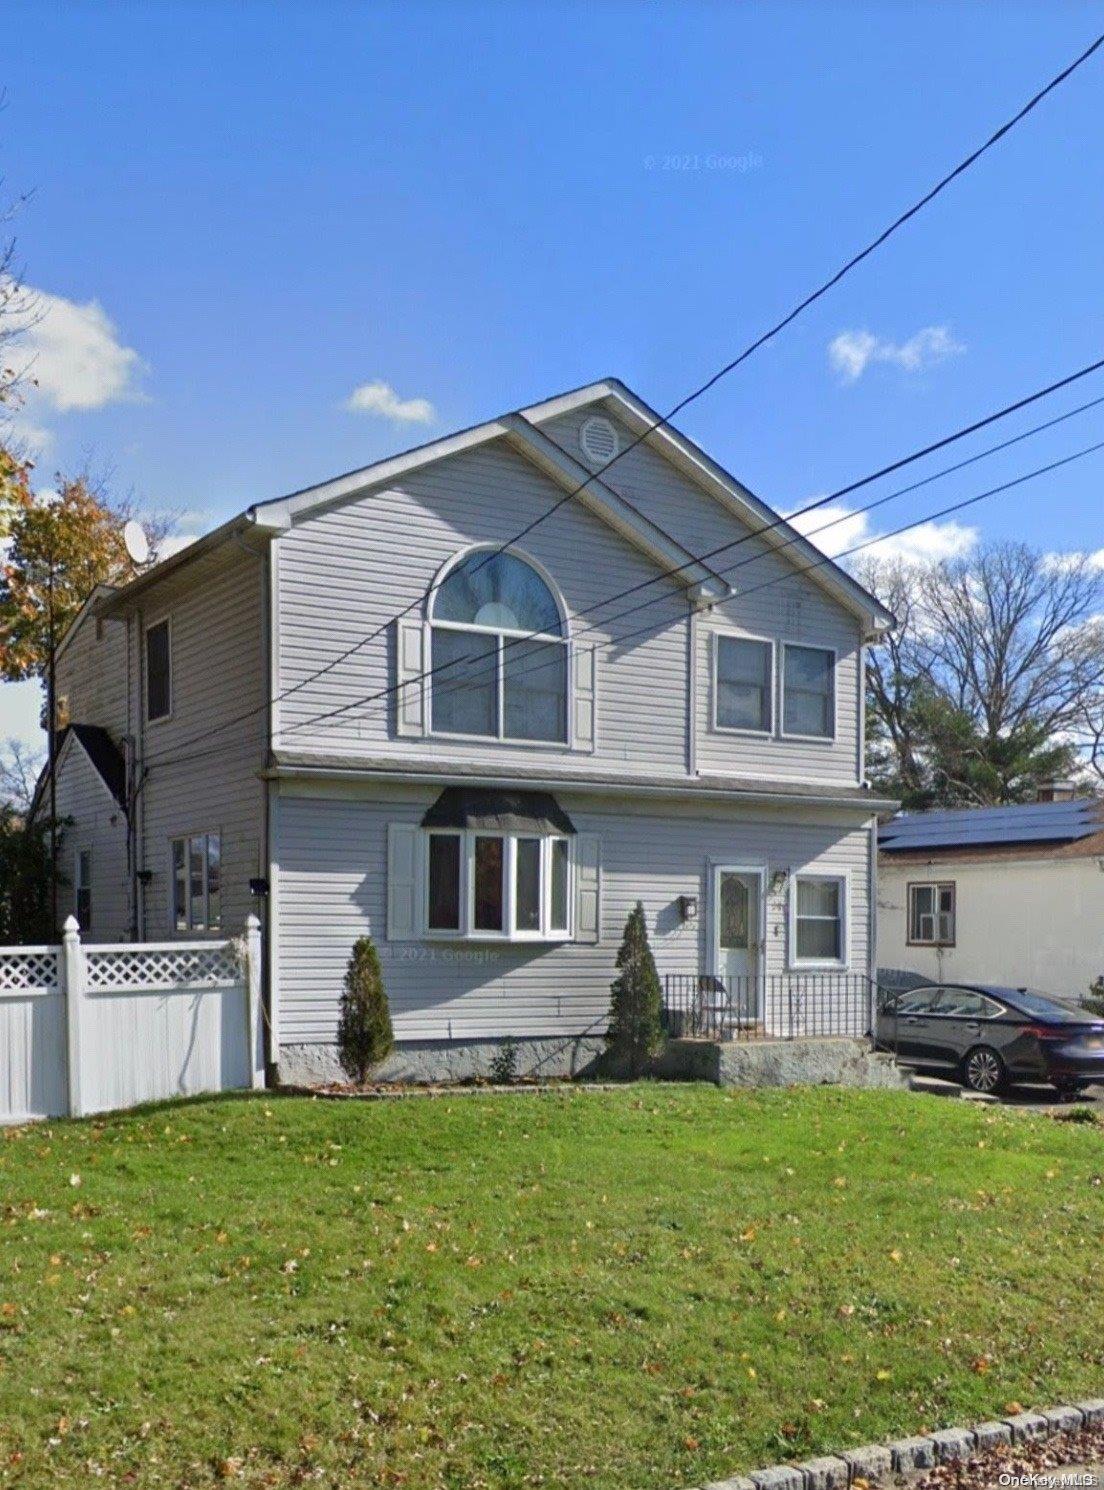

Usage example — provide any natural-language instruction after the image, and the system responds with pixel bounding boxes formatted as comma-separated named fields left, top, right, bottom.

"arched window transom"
left=430, top=550, right=568, bottom=743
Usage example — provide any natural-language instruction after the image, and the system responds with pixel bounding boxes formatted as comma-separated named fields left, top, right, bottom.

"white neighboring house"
left=34, top=378, right=896, bottom=1081
left=877, top=791, right=1104, bottom=1003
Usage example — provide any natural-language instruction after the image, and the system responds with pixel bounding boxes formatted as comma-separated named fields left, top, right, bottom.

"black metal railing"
left=663, top=972, right=875, bottom=1042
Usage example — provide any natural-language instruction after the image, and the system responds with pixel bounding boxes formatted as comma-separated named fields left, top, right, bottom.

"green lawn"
left=1, top=1087, right=1102, bottom=1489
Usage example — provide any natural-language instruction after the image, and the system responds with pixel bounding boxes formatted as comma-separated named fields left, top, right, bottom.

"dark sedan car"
left=875, top=982, right=1104, bottom=1095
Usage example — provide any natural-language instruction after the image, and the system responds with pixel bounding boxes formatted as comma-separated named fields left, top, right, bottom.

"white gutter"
left=266, top=761, right=896, bottom=813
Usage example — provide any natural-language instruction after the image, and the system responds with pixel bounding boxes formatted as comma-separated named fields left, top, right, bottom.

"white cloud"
left=5, top=282, right=147, bottom=413
left=828, top=325, right=965, bottom=384
left=786, top=499, right=979, bottom=566
left=342, top=379, right=435, bottom=424
left=1042, top=547, right=1104, bottom=574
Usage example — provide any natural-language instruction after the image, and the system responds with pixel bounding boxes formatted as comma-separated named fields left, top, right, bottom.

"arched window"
left=429, top=549, right=568, bottom=743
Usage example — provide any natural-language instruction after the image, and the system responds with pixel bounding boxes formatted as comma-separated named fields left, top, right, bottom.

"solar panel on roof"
left=878, top=796, right=1102, bottom=850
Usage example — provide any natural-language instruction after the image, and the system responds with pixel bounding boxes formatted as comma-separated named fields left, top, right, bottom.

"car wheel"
left=962, top=1046, right=1006, bottom=1095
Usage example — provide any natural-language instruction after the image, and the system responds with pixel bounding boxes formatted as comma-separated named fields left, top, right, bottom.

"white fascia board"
left=253, top=418, right=516, bottom=527
left=500, top=414, right=729, bottom=600
left=564, top=380, right=894, bottom=635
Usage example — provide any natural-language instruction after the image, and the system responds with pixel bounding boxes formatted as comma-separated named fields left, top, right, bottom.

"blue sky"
left=2, top=1, right=1103, bottom=745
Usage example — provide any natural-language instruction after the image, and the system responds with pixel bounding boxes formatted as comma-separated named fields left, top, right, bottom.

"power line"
left=136, top=31, right=1104, bottom=770
left=268, top=379, right=1104, bottom=744
left=304, top=434, right=1104, bottom=740
left=162, top=432, right=1104, bottom=763
left=142, top=354, right=1104, bottom=771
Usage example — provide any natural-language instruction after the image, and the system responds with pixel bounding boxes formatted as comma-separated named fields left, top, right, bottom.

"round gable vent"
left=579, top=414, right=620, bottom=467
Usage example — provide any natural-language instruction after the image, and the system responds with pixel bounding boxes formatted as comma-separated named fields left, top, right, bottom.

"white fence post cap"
left=62, top=915, right=80, bottom=936
left=245, top=912, right=261, bottom=933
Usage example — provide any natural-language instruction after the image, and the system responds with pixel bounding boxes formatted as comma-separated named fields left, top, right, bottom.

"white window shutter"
left=572, top=642, right=596, bottom=752
left=395, top=619, right=426, bottom=736
left=574, top=833, right=600, bottom=943
left=387, top=823, right=419, bottom=940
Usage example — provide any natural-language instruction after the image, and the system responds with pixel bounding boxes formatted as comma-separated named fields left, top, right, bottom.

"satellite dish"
left=123, top=520, right=150, bottom=566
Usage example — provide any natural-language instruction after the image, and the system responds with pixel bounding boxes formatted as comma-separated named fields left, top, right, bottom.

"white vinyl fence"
left=0, top=915, right=264, bottom=1123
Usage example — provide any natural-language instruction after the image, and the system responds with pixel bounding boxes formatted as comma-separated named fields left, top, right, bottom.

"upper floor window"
left=908, top=882, right=956, bottom=946
left=715, top=635, right=773, bottom=733
left=430, top=550, right=568, bottom=743
left=145, top=618, right=172, bottom=722
left=782, top=643, right=834, bottom=739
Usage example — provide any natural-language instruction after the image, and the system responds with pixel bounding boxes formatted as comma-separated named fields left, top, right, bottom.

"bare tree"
left=0, top=736, right=43, bottom=814
left=859, top=542, right=1104, bottom=806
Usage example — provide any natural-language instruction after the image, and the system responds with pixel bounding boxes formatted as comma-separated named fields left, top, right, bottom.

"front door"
left=713, top=868, right=760, bottom=1023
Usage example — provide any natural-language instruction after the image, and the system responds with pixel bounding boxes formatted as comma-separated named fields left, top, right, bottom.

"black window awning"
left=420, top=786, right=575, bottom=835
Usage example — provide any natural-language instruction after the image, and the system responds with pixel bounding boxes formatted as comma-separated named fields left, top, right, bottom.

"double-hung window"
left=715, top=635, right=772, bottom=732
left=171, top=832, right=221, bottom=932
left=908, top=882, right=956, bottom=946
left=145, top=618, right=172, bottom=722
left=75, top=848, right=92, bottom=931
left=791, top=874, right=847, bottom=966
left=430, top=550, right=568, bottom=744
left=782, top=644, right=834, bottom=739
left=426, top=829, right=571, bottom=940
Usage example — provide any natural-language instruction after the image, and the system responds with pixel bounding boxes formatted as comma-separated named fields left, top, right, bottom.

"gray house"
left=42, top=378, right=895, bottom=1080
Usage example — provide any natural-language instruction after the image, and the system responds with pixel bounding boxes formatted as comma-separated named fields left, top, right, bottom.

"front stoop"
left=659, top=1037, right=909, bottom=1091
left=684, top=1399, right=1104, bottom=1489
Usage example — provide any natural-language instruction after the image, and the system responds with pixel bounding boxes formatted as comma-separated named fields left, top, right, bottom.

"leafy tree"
left=336, top=936, right=394, bottom=1083
left=0, top=804, right=59, bottom=943
left=606, top=901, right=664, bottom=1076
left=859, top=544, right=1104, bottom=807
left=0, top=474, right=170, bottom=682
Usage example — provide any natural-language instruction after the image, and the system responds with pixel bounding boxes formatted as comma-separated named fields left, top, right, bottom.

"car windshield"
left=1003, top=988, right=1094, bottom=1023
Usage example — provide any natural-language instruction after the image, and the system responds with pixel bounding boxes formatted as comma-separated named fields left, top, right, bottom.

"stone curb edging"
left=276, top=1081, right=622, bottom=1102
left=694, top=1398, right=1104, bottom=1490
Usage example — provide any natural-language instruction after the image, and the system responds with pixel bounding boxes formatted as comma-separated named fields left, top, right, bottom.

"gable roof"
left=99, top=377, right=894, bottom=632
left=879, top=797, right=1104, bottom=860
left=30, top=724, right=128, bottom=820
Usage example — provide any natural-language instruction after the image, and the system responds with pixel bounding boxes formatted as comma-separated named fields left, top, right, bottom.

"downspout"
left=261, top=540, right=279, bottom=1085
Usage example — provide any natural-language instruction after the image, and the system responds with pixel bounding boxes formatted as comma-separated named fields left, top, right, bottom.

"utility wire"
left=276, top=377, right=1104, bottom=739
left=152, top=433, right=1104, bottom=766
left=137, top=31, right=1104, bottom=770
left=141, top=354, right=1104, bottom=771
left=290, top=432, right=1102, bottom=739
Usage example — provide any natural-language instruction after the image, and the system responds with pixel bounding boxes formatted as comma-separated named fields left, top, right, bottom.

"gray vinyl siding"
left=53, top=743, right=129, bottom=942
left=55, top=608, right=129, bottom=739
left=542, top=405, right=864, bottom=785
left=274, top=441, right=691, bottom=775
left=133, top=544, right=267, bottom=939
left=272, top=778, right=873, bottom=1045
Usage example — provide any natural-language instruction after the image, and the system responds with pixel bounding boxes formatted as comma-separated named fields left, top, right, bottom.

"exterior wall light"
left=678, top=894, right=698, bottom=922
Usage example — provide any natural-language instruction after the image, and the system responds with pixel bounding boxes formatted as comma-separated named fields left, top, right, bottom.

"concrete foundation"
left=660, top=1036, right=908, bottom=1090
left=279, top=1034, right=608, bottom=1087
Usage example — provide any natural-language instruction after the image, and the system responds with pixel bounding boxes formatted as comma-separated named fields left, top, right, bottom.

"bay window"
left=430, top=549, right=568, bottom=743
left=424, top=829, right=573, bottom=940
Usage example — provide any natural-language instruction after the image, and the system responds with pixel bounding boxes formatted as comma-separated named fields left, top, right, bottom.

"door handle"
left=905, top=1016, right=920, bottom=1024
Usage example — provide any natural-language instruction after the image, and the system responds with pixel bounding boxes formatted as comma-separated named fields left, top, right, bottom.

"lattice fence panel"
left=85, top=944, right=240, bottom=992
left=0, top=950, right=60, bottom=994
